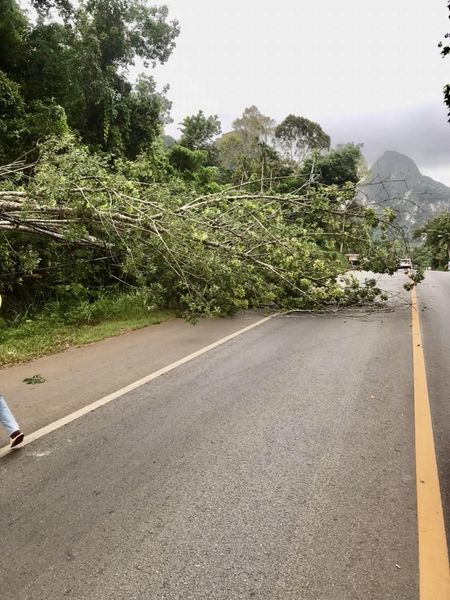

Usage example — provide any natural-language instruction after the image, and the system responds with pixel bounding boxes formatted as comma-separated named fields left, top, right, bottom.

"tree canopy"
left=275, top=114, right=330, bottom=163
left=179, top=110, right=221, bottom=151
left=416, top=212, right=450, bottom=269
left=0, top=0, right=179, bottom=159
left=439, top=1, right=450, bottom=122
left=301, top=144, right=365, bottom=186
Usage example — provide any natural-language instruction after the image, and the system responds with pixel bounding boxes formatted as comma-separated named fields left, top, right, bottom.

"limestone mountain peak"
left=360, top=151, right=450, bottom=232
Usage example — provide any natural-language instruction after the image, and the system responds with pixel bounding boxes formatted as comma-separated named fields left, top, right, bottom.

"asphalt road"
left=417, top=271, right=450, bottom=548
left=0, top=272, right=447, bottom=599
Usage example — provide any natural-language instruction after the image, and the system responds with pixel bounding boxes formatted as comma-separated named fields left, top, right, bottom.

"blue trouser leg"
left=0, top=395, right=19, bottom=436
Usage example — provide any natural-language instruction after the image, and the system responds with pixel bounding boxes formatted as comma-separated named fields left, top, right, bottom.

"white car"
left=398, top=258, right=412, bottom=270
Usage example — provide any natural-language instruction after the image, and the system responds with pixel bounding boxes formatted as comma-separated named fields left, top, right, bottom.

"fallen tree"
left=0, top=138, right=410, bottom=319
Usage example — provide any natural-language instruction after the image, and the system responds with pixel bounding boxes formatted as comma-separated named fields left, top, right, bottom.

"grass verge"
left=0, top=294, right=176, bottom=367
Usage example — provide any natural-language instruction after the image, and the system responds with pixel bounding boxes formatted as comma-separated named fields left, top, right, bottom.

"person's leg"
left=0, top=395, right=24, bottom=447
left=0, top=395, right=20, bottom=436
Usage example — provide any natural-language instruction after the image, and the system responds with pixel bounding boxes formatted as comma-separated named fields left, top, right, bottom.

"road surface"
left=0, top=271, right=448, bottom=599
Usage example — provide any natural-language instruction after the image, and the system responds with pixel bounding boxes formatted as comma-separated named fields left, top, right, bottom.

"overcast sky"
left=149, top=0, right=450, bottom=184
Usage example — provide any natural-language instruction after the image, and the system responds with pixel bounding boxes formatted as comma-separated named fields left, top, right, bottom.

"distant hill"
left=359, top=151, right=450, bottom=233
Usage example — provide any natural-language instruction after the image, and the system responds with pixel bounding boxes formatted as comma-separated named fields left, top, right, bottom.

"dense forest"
left=0, top=0, right=411, bottom=333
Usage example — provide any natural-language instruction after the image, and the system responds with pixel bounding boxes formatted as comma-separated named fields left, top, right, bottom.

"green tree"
left=275, top=114, right=330, bottom=163
left=167, top=143, right=219, bottom=190
left=31, top=0, right=73, bottom=18
left=1, top=0, right=180, bottom=158
left=439, top=2, right=450, bottom=122
left=215, top=106, right=277, bottom=185
left=168, top=144, right=207, bottom=173
left=0, top=70, right=68, bottom=163
left=70, top=0, right=179, bottom=154
left=179, top=110, right=221, bottom=150
left=410, top=244, right=433, bottom=271
left=215, top=130, right=247, bottom=182
left=416, top=212, right=450, bottom=269
left=232, top=105, right=275, bottom=149
left=0, top=0, right=28, bottom=75
left=0, top=0, right=179, bottom=158
left=124, top=75, right=172, bottom=159
left=0, top=70, right=25, bottom=162
left=302, top=143, right=365, bottom=186
left=22, top=20, right=76, bottom=105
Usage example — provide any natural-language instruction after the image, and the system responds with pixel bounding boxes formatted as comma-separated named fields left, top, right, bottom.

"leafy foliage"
left=0, top=70, right=69, bottom=163
left=0, top=137, right=406, bottom=321
left=179, top=110, right=221, bottom=152
left=415, top=212, right=450, bottom=269
left=0, top=0, right=28, bottom=75
left=439, top=1, right=450, bottom=122
left=275, top=114, right=330, bottom=163
left=0, top=0, right=179, bottom=159
left=302, top=144, right=365, bottom=186
left=215, top=106, right=286, bottom=187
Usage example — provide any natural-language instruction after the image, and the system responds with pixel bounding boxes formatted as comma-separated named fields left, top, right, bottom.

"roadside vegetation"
left=0, top=291, right=174, bottom=366
left=0, top=0, right=415, bottom=364
left=414, top=213, right=450, bottom=271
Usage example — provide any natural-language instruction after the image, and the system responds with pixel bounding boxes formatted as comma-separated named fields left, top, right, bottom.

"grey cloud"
left=321, top=102, right=450, bottom=172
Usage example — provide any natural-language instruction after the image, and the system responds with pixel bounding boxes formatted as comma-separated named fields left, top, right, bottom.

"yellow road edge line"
left=411, top=287, right=450, bottom=599
left=0, top=314, right=276, bottom=459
